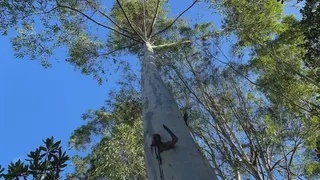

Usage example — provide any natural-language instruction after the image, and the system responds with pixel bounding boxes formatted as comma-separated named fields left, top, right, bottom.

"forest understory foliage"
left=1, top=0, right=319, bottom=179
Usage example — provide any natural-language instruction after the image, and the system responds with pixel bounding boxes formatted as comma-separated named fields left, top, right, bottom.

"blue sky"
left=0, top=0, right=302, bottom=178
left=0, top=33, right=115, bottom=165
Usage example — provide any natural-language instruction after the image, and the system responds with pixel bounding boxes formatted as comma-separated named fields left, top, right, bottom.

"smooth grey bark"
left=141, top=42, right=218, bottom=180
left=236, top=170, right=241, bottom=180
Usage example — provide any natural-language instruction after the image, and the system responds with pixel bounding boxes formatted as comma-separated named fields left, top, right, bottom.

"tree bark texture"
left=141, top=42, right=218, bottom=180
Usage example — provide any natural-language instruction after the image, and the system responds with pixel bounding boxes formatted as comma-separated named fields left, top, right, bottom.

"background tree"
left=301, top=0, right=320, bottom=83
left=205, top=0, right=320, bottom=178
left=0, top=137, right=69, bottom=180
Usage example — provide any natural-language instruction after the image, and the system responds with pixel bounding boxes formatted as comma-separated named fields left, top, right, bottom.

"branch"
left=56, top=3, right=141, bottom=43
left=268, top=45, right=320, bottom=89
left=151, top=0, right=199, bottom=38
left=142, top=0, right=147, bottom=38
left=152, top=40, right=192, bottom=48
left=148, top=0, right=160, bottom=39
left=153, top=31, right=218, bottom=49
left=85, top=0, right=136, bottom=36
left=116, top=0, right=146, bottom=42
left=41, top=6, right=59, bottom=14
left=288, top=141, right=301, bottom=168
left=99, top=43, right=141, bottom=56
left=269, top=148, right=295, bottom=171
left=205, top=42, right=314, bottom=114
left=22, top=6, right=59, bottom=19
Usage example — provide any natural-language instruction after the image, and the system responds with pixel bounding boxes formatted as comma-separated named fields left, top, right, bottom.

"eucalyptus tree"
left=155, top=34, right=307, bottom=179
left=205, top=0, right=319, bottom=134
left=2, top=0, right=218, bottom=179
left=213, top=0, right=320, bottom=144
left=301, top=0, right=320, bottom=82
left=203, top=0, right=320, bottom=178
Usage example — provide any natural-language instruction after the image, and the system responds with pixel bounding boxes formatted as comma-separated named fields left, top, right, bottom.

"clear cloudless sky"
left=0, top=0, right=302, bottom=177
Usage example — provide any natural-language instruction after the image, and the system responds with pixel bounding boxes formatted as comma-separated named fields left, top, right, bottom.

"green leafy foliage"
left=68, top=86, right=146, bottom=179
left=221, top=0, right=283, bottom=46
left=211, top=0, right=320, bottom=178
left=249, top=15, right=315, bottom=111
left=0, top=137, right=69, bottom=179
left=0, top=0, right=36, bottom=34
left=301, top=0, right=320, bottom=82
left=107, top=0, right=169, bottom=53
left=1, top=0, right=185, bottom=84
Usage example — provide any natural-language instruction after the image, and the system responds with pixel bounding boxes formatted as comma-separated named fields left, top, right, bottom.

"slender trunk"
left=236, top=169, right=241, bottom=180
left=141, top=42, right=218, bottom=180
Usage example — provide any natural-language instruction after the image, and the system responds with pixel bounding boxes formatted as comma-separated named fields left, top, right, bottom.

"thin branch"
left=148, top=0, right=160, bottom=39
left=142, top=0, right=147, bottom=38
left=152, top=40, right=192, bottom=48
left=268, top=45, right=320, bottom=89
left=179, top=49, right=258, bottom=176
left=269, top=147, right=296, bottom=171
left=56, top=3, right=141, bottom=43
left=22, top=6, right=59, bottom=19
left=152, top=32, right=214, bottom=48
left=151, top=0, right=199, bottom=38
left=288, top=141, right=301, bottom=168
left=258, top=158, right=266, bottom=180
left=205, top=42, right=314, bottom=114
left=41, top=6, right=59, bottom=14
left=99, top=43, right=141, bottom=56
left=85, top=0, right=136, bottom=36
left=116, top=0, right=146, bottom=42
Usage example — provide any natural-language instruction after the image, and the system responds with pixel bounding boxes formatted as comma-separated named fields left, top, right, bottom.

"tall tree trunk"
left=141, top=42, right=218, bottom=180
left=236, top=169, right=241, bottom=180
